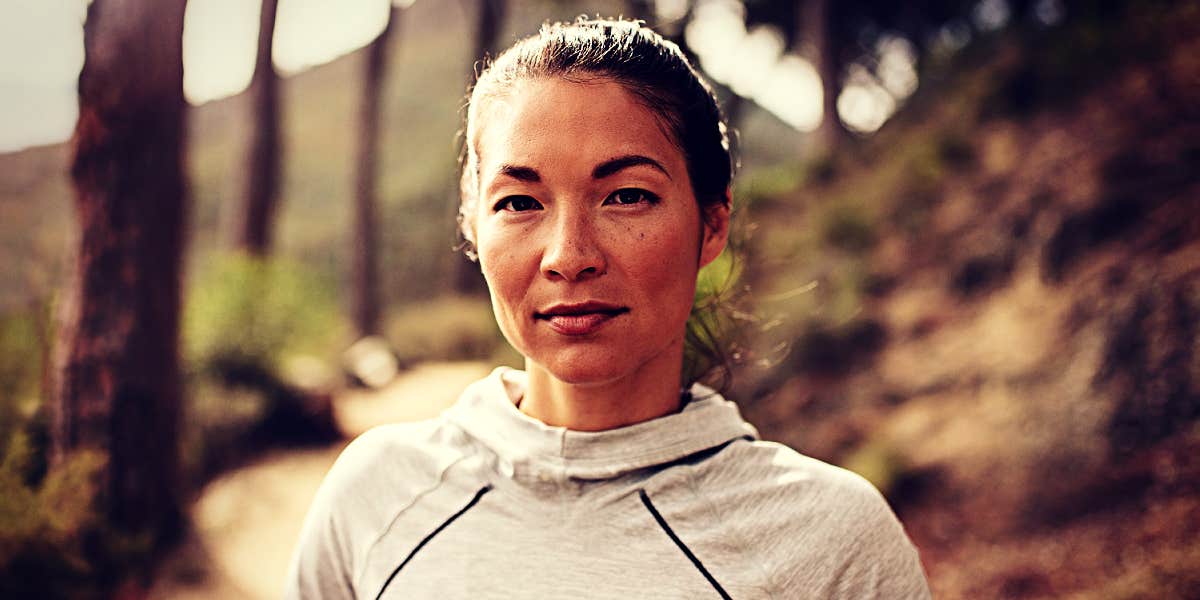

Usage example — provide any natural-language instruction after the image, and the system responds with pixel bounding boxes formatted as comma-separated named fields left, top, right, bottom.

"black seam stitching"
left=374, top=484, right=492, bottom=600
left=639, top=488, right=733, bottom=600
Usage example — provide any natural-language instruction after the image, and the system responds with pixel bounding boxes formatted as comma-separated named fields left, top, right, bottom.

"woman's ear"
left=699, top=189, right=731, bottom=268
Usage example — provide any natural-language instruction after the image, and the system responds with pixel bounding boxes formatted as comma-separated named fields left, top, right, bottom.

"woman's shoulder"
left=317, top=417, right=473, bottom=504
left=703, top=438, right=887, bottom=508
left=690, top=439, right=930, bottom=597
left=689, top=438, right=911, bottom=560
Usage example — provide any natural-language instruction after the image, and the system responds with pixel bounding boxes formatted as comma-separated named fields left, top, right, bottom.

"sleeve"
left=706, top=441, right=931, bottom=599
left=282, top=429, right=391, bottom=600
left=776, top=467, right=932, bottom=600
left=282, top=473, right=356, bottom=600
left=823, top=484, right=931, bottom=600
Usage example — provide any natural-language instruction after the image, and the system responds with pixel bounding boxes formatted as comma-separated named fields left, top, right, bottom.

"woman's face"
left=470, top=77, right=728, bottom=387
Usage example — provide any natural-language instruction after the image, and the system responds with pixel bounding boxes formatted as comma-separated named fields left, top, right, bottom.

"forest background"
left=0, top=0, right=1197, bottom=598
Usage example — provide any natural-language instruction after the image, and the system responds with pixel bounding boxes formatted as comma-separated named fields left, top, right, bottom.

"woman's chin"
left=527, top=355, right=630, bottom=387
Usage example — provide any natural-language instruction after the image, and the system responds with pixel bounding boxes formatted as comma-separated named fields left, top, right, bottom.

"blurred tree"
left=451, top=0, right=508, bottom=295
left=743, top=0, right=974, bottom=152
left=624, top=0, right=654, bottom=20
left=352, top=6, right=402, bottom=337
left=52, top=0, right=189, bottom=555
left=232, top=0, right=282, bottom=255
left=801, top=0, right=845, bottom=154
left=622, top=2, right=746, bottom=129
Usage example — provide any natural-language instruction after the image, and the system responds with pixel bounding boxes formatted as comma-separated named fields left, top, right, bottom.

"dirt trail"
left=150, top=361, right=493, bottom=600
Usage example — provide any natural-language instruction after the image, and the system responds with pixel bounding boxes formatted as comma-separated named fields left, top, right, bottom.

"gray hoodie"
left=284, top=367, right=931, bottom=599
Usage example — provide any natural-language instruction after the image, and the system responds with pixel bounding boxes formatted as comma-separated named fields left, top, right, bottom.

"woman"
left=286, top=18, right=930, bottom=599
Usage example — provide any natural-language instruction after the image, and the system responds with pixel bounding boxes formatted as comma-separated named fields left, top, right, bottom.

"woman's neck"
left=519, top=348, right=685, bottom=432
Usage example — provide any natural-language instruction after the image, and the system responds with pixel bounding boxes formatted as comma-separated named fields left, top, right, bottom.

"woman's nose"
left=541, top=212, right=606, bottom=282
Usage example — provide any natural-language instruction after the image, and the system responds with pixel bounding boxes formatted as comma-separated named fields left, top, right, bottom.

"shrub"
left=0, top=432, right=112, bottom=599
left=183, top=253, right=345, bottom=374
left=821, top=203, right=878, bottom=253
left=737, top=163, right=805, bottom=209
left=0, top=306, right=51, bottom=448
left=180, top=253, right=345, bottom=485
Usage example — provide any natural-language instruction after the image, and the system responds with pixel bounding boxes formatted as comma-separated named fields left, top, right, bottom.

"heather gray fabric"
left=284, top=367, right=931, bottom=599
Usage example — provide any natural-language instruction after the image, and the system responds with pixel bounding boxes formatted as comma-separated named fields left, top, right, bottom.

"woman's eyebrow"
left=496, top=164, right=541, bottom=182
left=592, top=155, right=671, bottom=180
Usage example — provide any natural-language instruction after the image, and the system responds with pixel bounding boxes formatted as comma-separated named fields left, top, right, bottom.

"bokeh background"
left=1, top=0, right=1197, bottom=598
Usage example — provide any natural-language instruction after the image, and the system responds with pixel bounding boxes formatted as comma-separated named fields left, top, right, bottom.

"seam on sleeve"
left=353, top=453, right=471, bottom=590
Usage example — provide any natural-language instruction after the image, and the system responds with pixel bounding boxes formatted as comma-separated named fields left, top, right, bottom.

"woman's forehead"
left=473, top=77, right=684, bottom=178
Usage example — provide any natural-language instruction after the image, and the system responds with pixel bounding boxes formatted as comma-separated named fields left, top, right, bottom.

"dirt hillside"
left=739, top=5, right=1200, bottom=598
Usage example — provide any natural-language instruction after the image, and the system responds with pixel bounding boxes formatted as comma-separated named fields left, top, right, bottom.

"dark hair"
left=459, top=17, right=739, bottom=390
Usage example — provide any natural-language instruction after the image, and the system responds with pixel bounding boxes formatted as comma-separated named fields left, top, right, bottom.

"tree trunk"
left=352, top=8, right=400, bottom=337
left=451, top=0, right=507, bottom=295
left=233, top=0, right=282, bottom=255
left=802, top=0, right=847, bottom=155
left=472, top=0, right=506, bottom=69
left=53, top=0, right=189, bottom=550
left=624, top=0, right=655, bottom=21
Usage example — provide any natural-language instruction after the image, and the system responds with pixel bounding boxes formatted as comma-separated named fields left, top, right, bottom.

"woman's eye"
left=604, top=188, right=659, bottom=206
left=496, top=195, right=542, bottom=212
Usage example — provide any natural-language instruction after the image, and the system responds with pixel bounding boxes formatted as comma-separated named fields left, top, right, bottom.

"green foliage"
left=183, top=253, right=346, bottom=373
left=0, top=432, right=108, bottom=598
left=736, top=162, right=805, bottom=209
left=0, top=307, right=49, bottom=446
left=181, top=254, right=345, bottom=485
left=696, top=249, right=738, bottom=300
left=842, top=438, right=907, bottom=495
left=820, top=203, right=878, bottom=254
left=906, top=139, right=951, bottom=188
left=685, top=250, right=745, bottom=388
left=384, top=296, right=508, bottom=365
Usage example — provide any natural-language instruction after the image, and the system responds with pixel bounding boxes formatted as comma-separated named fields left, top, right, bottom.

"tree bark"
left=624, top=0, right=655, bottom=21
left=53, top=0, right=189, bottom=549
left=352, top=8, right=400, bottom=337
left=233, top=0, right=282, bottom=255
left=472, top=0, right=506, bottom=70
left=802, top=0, right=847, bottom=155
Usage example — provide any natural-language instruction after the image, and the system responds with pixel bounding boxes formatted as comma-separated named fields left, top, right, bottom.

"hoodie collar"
left=446, top=367, right=758, bottom=483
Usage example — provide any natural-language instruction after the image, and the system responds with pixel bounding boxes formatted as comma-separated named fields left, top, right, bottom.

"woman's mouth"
left=535, top=302, right=629, bottom=336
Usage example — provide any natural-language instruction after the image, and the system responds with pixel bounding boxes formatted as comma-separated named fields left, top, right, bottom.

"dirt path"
left=150, top=361, right=493, bottom=599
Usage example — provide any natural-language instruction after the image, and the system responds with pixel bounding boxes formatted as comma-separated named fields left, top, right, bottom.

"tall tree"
left=352, top=7, right=401, bottom=337
left=744, top=0, right=976, bottom=153
left=233, top=0, right=283, bottom=255
left=624, top=0, right=655, bottom=21
left=801, top=0, right=846, bottom=154
left=451, top=0, right=508, bottom=294
left=53, top=0, right=189, bottom=551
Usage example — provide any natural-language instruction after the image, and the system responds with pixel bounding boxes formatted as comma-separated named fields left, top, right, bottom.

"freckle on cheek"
left=638, top=232, right=645, bottom=241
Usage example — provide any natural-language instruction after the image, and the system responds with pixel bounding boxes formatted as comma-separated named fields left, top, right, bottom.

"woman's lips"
left=535, top=303, right=629, bottom=336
